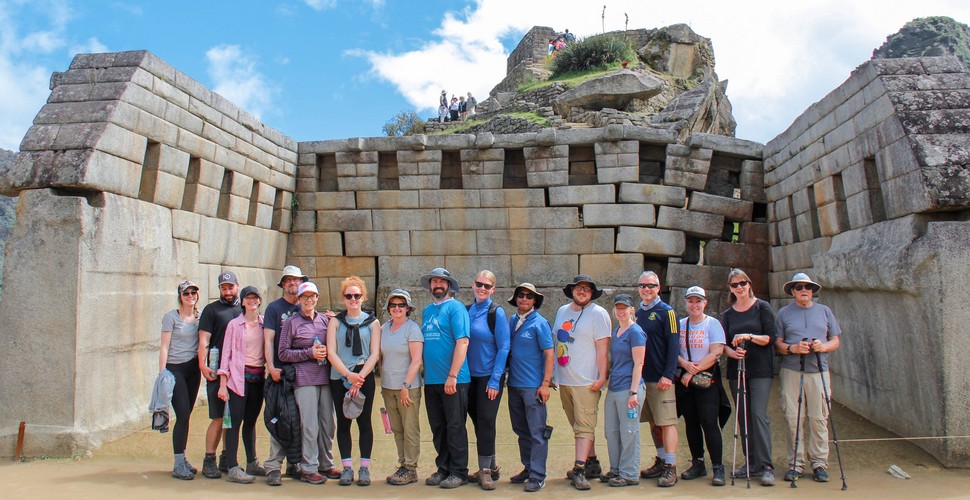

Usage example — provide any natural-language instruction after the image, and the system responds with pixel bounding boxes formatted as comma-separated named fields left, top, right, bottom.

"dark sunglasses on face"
left=516, top=291, right=536, bottom=300
left=181, top=291, right=198, bottom=296
left=792, top=284, right=816, bottom=292
left=730, top=280, right=749, bottom=289
left=637, top=283, right=660, bottom=289
left=474, top=281, right=494, bottom=290
left=573, top=285, right=592, bottom=293
left=344, top=293, right=362, bottom=300
left=388, top=303, right=408, bottom=309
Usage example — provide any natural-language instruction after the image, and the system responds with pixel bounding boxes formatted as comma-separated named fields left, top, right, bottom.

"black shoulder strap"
left=487, top=302, right=499, bottom=334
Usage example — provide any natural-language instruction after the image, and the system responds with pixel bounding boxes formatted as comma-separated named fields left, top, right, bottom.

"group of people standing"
left=438, top=90, right=477, bottom=123
left=157, top=264, right=841, bottom=491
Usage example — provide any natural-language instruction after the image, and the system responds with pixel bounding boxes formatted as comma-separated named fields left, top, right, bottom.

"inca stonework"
left=0, top=26, right=968, bottom=467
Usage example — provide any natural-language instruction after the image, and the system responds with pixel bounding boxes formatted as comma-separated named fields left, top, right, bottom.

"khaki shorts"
left=560, top=385, right=602, bottom=440
left=640, top=382, right=678, bottom=427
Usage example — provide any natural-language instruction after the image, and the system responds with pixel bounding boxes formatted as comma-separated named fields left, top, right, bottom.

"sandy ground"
left=3, top=383, right=968, bottom=499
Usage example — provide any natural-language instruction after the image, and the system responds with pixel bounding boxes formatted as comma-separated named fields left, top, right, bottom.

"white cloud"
left=304, top=0, right=337, bottom=11
left=205, top=44, right=278, bottom=120
left=351, top=0, right=970, bottom=143
left=70, top=37, right=108, bottom=55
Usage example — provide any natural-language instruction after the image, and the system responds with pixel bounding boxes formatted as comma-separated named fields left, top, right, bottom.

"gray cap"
left=218, top=271, right=238, bottom=286
left=343, top=391, right=366, bottom=419
left=420, top=267, right=460, bottom=292
left=383, top=288, right=414, bottom=311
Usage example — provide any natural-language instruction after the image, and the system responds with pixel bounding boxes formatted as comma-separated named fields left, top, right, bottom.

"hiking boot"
left=640, top=456, right=664, bottom=479
left=658, top=464, right=678, bottom=487
left=266, top=470, right=282, bottom=486
left=300, top=471, right=326, bottom=484
left=609, top=476, right=639, bottom=487
left=339, top=466, right=354, bottom=486
left=321, top=467, right=342, bottom=480
left=510, top=468, right=530, bottom=484
left=585, top=456, right=602, bottom=479
left=599, top=470, right=618, bottom=483
left=185, top=459, right=198, bottom=475
left=425, top=471, right=446, bottom=486
left=760, top=465, right=776, bottom=486
left=227, top=466, right=255, bottom=484
left=286, top=464, right=301, bottom=479
left=712, top=464, right=725, bottom=486
left=478, top=468, right=496, bottom=490
left=570, top=465, right=590, bottom=490
left=218, top=451, right=229, bottom=473
left=732, top=463, right=763, bottom=478
left=172, top=461, right=195, bottom=480
left=681, top=458, right=707, bottom=480
left=523, top=479, right=544, bottom=492
left=387, top=466, right=418, bottom=485
left=813, top=466, right=829, bottom=482
left=357, top=466, right=371, bottom=486
left=202, top=454, right=221, bottom=479
left=439, top=474, right=467, bottom=489
left=783, top=468, right=802, bottom=482
left=246, top=460, right=267, bottom=477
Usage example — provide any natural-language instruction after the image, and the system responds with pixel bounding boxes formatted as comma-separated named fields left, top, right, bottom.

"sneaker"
left=585, top=456, right=602, bottom=479
left=286, top=464, right=301, bottom=479
left=490, top=466, right=501, bottom=481
left=658, top=464, right=678, bottom=487
left=267, top=470, right=282, bottom=486
left=732, top=464, right=763, bottom=478
left=227, top=466, right=255, bottom=484
left=339, top=466, right=354, bottom=486
left=712, top=464, right=725, bottom=486
left=510, top=468, right=530, bottom=484
left=523, top=479, right=544, bottom=492
left=760, top=466, right=776, bottom=486
left=202, top=454, right=221, bottom=479
left=599, top=470, right=618, bottom=483
left=357, top=466, right=371, bottom=486
left=783, top=468, right=802, bottom=482
left=172, top=461, right=195, bottom=480
left=425, top=471, right=446, bottom=486
left=185, top=459, right=198, bottom=475
left=609, top=476, right=639, bottom=487
left=478, top=468, right=496, bottom=490
left=681, top=458, right=707, bottom=480
left=439, top=474, right=467, bottom=489
left=218, top=451, right=229, bottom=473
left=300, top=471, right=326, bottom=485
left=246, top=460, right=267, bottom=477
left=813, top=466, right=829, bottom=482
left=640, top=456, right=664, bottom=479
left=570, top=465, right=590, bottom=490
left=321, top=467, right=342, bottom=480
left=387, top=466, right=418, bottom=485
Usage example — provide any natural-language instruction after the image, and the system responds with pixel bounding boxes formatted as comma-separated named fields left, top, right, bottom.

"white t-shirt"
left=552, top=302, right=611, bottom=387
left=679, top=315, right=725, bottom=362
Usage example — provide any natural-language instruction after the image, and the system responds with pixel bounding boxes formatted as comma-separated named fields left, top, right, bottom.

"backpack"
left=467, top=301, right=499, bottom=334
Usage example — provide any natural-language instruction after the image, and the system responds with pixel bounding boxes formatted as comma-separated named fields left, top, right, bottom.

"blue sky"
left=0, top=0, right=966, bottom=151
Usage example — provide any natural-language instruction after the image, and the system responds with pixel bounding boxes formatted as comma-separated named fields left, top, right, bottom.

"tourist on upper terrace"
left=676, top=286, right=729, bottom=487
left=563, top=29, right=576, bottom=43
left=458, top=95, right=468, bottom=121
left=505, top=283, right=554, bottom=493
left=217, top=286, right=268, bottom=484
left=420, top=267, right=472, bottom=489
left=438, top=90, right=448, bottom=123
left=465, top=270, right=511, bottom=490
left=278, top=281, right=334, bottom=485
left=379, top=288, right=424, bottom=486
left=774, top=273, right=842, bottom=484
left=552, top=274, right=611, bottom=490
left=635, top=270, right=680, bottom=487
left=720, top=268, right=778, bottom=486
left=449, top=97, right=460, bottom=122
left=466, top=92, right=477, bottom=116
left=197, top=271, right=242, bottom=479
left=160, top=279, right=201, bottom=481
left=326, top=276, right=381, bottom=486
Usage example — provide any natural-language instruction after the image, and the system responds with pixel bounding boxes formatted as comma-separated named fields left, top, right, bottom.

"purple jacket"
left=278, top=309, right=331, bottom=386
left=218, top=313, right=265, bottom=397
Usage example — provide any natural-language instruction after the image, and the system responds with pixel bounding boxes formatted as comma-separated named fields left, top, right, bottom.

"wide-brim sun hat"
left=383, top=288, right=415, bottom=311
left=277, top=265, right=309, bottom=288
left=783, top=272, right=821, bottom=295
left=563, top=274, right=603, bottom=300
left=420, top=267, right=460, bottom=292
left=298, top=281, right=319, bottom=297
left=684, top=286, right=706, bottom=300
left=508, top=282, right=544, bottom=309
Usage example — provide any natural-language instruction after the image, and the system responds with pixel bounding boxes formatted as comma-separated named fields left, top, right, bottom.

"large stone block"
left=445, top=256, right=514, bottom=288
left=615, top=226, right=685, bottom=257
left=579, top=254, right=644, bottom=286
left=548, top=185, right=615, bottom=206
left=618, top=183, right=686, bottom=207
left=372, top=209, right=440, bottom=231
left=739, top=222, right=769, bottom=245
left=398, top=174, right=439, bottom=190
left=583, top=203, right=655, bottom=227
left=419, top=189, right=481, bottom=208
left=544, top=228, right=615, bottom=254
left=315, top=209, right=373, bottom=231
left=298, top=191, right=356, bottom=210
left=703, top=241, right=769, bottom=270
left=666, top=263, right=732, bottom=290
left=410, top=230, right=478, bottom=255
left=345, top=231, right=411, bottom=256
left=508, top=207, right=580, bottom=229
left=172, top=210, right=201, bottom=242
left=355, top=190, right=419, bottom=209
left=378, top=256, right=445, bottom=287
left=511, top=255, right=578, bottom=287
left=688, top=192, right=754, bottom=222
left=440, top=208, right=510, bottom=230
left=477, top=229, right=545, bottom=255
left=480, top=188, right=546, bottom=207
left=145, top=170, right=186, bottom=209
left=289, top=232, right=343, bottom=257
left=314, top=256, right=376, bottom=277
left=656, top=206, right=724, bottom=239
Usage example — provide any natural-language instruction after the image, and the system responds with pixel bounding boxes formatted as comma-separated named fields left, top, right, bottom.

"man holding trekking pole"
left=774, top=273, right=841, bottom=484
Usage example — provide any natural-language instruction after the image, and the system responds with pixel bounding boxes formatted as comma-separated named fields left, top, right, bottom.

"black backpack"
left=467, top=301, right=500, bottom=333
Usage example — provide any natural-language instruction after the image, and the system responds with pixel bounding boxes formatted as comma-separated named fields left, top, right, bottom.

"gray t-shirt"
left=380, top=319, right=424, bottom=389
left=161, top=309, right=199, bottom=364
left=776, top=302, right=841, bottom=373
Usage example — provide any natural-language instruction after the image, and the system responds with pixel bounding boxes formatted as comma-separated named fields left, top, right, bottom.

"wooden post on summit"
left=14, top=421, right=25, bottom=461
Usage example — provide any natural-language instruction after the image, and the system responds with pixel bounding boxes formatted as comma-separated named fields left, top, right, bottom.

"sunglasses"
left=388, top=302, right=408, bottom=309
left=572, top=285, right=592, bottom=293
left=792, top=284, right=817, bottom=292
left=474, top=281, right=494, bottom=290
left=637, top=283, right=660, bottom=289
left=516, top=291, right=536, bottom=300
left=180, top=290, right=198, bottom=296
left=344, top=293, right=362, bottom=300
left=730, top=280, right=749, bottom=289
left=556, top=342, right=570, bottom=366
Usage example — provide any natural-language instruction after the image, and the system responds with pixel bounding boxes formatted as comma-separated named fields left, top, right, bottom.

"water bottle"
left=313, top=336, right=325, bottom=366
left=208, top=347, right=220, bottom=372
left=380, top=407, right=393, bottom=435
left=222, top=402, right=232, bottom=429
left=628, top=406, right=638, bottom=420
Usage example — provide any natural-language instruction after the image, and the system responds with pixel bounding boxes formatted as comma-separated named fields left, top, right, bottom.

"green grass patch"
left=517, top=64, right=626, bottom=92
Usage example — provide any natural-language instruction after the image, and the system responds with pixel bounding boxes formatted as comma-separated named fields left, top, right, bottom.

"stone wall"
left=0, top=51, right=295, bottom=456
left=763, top=56, right=970, bottom=466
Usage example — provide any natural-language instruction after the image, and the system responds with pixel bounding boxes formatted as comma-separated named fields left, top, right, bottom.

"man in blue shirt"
left=420, top=267, right=471, bottom=489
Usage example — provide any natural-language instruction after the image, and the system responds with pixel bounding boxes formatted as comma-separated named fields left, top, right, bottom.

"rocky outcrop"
left=637, top=23, right=716, bottom=80
left=551, top=69, right=663, bottom=117
left=873, top=16, right=970, bottom=68
left=650, top=76, right=736, bottom=139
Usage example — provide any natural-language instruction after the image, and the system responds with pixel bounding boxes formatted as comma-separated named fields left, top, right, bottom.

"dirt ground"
left=3, top=383, right=968, bottom=499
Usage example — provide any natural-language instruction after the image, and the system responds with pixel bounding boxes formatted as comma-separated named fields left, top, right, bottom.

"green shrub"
left=551, top=34, right=637, bottom=77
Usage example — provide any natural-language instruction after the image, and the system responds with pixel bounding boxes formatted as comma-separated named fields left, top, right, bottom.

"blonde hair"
left=341, top=275, right=367, bottom=300
left=476, top=270, right=497, bottom=286
left=727, top=268, right=756, bottom=304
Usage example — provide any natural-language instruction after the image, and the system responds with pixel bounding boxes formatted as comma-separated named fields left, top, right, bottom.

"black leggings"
left=329, top=370, right=376, bottom=460
left=467, top=375, right=505, bottom=458
left=678, top=380, right=723, bottom=465
left=224, top=376, right=265, bottom=469
left=166, top=358, right=201, bottom=455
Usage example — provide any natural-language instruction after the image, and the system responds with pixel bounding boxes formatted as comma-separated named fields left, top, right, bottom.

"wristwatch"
left=786, top=344, right=793, bottom=355
left=629, top=391, right=638, bottom=396
left=403, top=382, right=412, bottom=389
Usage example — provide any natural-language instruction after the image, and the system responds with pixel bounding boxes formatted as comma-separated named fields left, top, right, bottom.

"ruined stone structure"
left=0, top=25, right=968, bottom=468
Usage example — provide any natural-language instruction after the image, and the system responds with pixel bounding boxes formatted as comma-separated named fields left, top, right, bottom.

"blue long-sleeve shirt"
left=466, top=298, right=511, bottom=390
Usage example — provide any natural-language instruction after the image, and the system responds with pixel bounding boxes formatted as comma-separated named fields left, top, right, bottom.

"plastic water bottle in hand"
left=313, top=336, right=325, bottom=366
left=222, top=403, right=232, bottom=429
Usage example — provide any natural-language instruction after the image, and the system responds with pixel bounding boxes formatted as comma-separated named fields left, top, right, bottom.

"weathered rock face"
left=651, top=76, right=736, bottom=139
left=552, top=69, right=663, bottom=117
left=638, top=23, right=716, bottom=80
left=873, top=16, right=970, bottom=69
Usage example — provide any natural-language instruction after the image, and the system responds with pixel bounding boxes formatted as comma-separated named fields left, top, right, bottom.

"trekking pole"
left=730, top=344, right=743, bottom=487
left=790, top=338, right=808, bottom=489
left=740, top=348, right=750, bottom=489
left=812, top=338, right=848, bottom=491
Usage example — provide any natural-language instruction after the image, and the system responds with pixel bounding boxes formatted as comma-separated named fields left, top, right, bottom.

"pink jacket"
left=218, top=313, right=265, bottom=397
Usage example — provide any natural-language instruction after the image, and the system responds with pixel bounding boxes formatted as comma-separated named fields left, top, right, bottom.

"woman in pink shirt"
left=218, top=286, right=267, bottom=483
